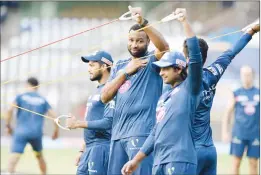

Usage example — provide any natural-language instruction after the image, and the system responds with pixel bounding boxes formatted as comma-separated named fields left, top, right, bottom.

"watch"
left=123, top=70, right=130, bottom=80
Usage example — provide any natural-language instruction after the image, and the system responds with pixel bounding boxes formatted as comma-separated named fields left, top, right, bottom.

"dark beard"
left=90, top=73, right=102, bottom=82
left=128, top=45, right=148, bottom=58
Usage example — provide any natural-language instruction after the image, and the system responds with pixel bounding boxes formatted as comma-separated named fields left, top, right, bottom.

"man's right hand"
left=66, top=116, right=78, bottom=129
left=75, top=152, right=83, bottom=166
left=121, top=160, right=139, bottom=175
left=128, top=6, right=143, bottom=24
left=125, top=58, right=148, bottom=75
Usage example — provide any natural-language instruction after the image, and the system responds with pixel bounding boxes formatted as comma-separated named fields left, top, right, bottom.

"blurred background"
left=1, top=1, right=260, bottom=174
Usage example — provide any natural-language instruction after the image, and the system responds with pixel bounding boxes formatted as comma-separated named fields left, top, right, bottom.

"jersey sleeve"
left=140, top=124, right=156, bottom=156
left=14, top=95, right=21, bottom=106
left=107, top=61, right=119, bottom=82
left=187, top=36, right=203, bottom=95
left=87, top=99, right=115, bottom=130
left=148, top=50, right=161, bottom=74
left=44, top=100, right=51, bottom=114
left=205, top=33, right=252, bottom=85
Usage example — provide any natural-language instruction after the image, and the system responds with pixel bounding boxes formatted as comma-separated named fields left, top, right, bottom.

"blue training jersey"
left=83, top=84, right=114, bottom=145
left=193, top=33, right=253, bottom=147
left=232, top=87, right=260, bottom=140
left=141, top=37, right=202, bottom=165
left=108, top=51, right=163, bottom=140
left=14, top=91, right=51, bottom=138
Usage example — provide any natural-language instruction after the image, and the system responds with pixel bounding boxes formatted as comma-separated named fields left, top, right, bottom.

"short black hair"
left=183, top=38, right=209, bottom=65
left=129, top=24, right=143, bottom=33
left=27, top=77, right=39, bottom=87
left=129, top=24, right=149, bottom=40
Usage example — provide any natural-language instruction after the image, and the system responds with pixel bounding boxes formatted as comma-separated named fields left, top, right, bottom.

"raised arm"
left=128, top=6, right=169, bottom=60
left=205, top=23, right=260, bottom=84
left=175, top=8, right=202, bottom=94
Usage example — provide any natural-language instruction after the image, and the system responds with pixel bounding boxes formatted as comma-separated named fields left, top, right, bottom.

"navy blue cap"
left=153, top=51, right=187, bottom=69
left=81, top=51, right=113, bottom=66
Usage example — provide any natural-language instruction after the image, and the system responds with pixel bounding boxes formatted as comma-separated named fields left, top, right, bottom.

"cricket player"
left=5, top=77, right=59, bottom=175
left=121, top=8, right=202, bottom=175
left=66, top=51, right=115, bottom=175
left=100, top=6, right=169, bottom=175
left=222, top=65, right=260, bottom=175
left=183, top=23, right=260, bottom=174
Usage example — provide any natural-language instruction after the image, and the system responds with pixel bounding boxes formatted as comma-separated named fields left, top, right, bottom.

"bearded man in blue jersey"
left=122, top=8, right=203, bottom=175
left=66, top=51, right=115, bottom=175
left=100, top=6, right=169, bottom=175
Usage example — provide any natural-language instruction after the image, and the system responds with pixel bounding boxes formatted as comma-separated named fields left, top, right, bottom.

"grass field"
left=1, top=146, right=251, bottom=174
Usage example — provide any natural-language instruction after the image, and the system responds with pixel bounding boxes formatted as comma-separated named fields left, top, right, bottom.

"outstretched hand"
left=128, top=5, right=143, bottom=24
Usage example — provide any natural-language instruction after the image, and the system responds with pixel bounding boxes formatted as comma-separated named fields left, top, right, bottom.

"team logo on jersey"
left=206, top=66, right=218, bottom=76
left=21, top=95, right=45, bottom=105
left=167, top=167, right=175, bottom=175
left=131, top=139, right=139, bottom=147
left=235, top=95, right=248, bottom=102
left=214, top=63, right=224, bottom=74
left=254, top=94, right=259, bottom=102
left=88, top=161, right=97, bottom=173
left=130, top=138, right=140, bottom=150
left=252, top=139, right=260, bottom=146
left=156, top=107, right=166, bottom=123
left=119, top=80, right=131, bottom=94
left=244, top=103, right=256, bottom=115
left=232, top=137, right=242, bottom=144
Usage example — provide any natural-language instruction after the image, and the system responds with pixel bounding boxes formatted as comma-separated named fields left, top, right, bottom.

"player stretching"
left=183, top=19, right=260, bottom=175
left=5, top=77, right=59, bottom=174
left=100, top=6, right=169, bottom=175
left=122, top=8, right=202, bottom=175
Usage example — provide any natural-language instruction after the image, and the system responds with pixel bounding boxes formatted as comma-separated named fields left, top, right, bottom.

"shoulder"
left=113, top=58, right=131, bottom=70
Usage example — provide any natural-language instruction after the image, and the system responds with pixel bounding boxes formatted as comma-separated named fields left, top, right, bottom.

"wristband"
left=123, top=70, right=130, bottom=80
left=140, top=18, right=149, bottom=28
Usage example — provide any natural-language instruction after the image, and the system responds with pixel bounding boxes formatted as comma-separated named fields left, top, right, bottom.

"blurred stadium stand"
left=1, top=1, right=259, bottom=140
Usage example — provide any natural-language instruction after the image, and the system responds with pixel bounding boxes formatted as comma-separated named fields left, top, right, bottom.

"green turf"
left=0, top=146, right=253, bottom=174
